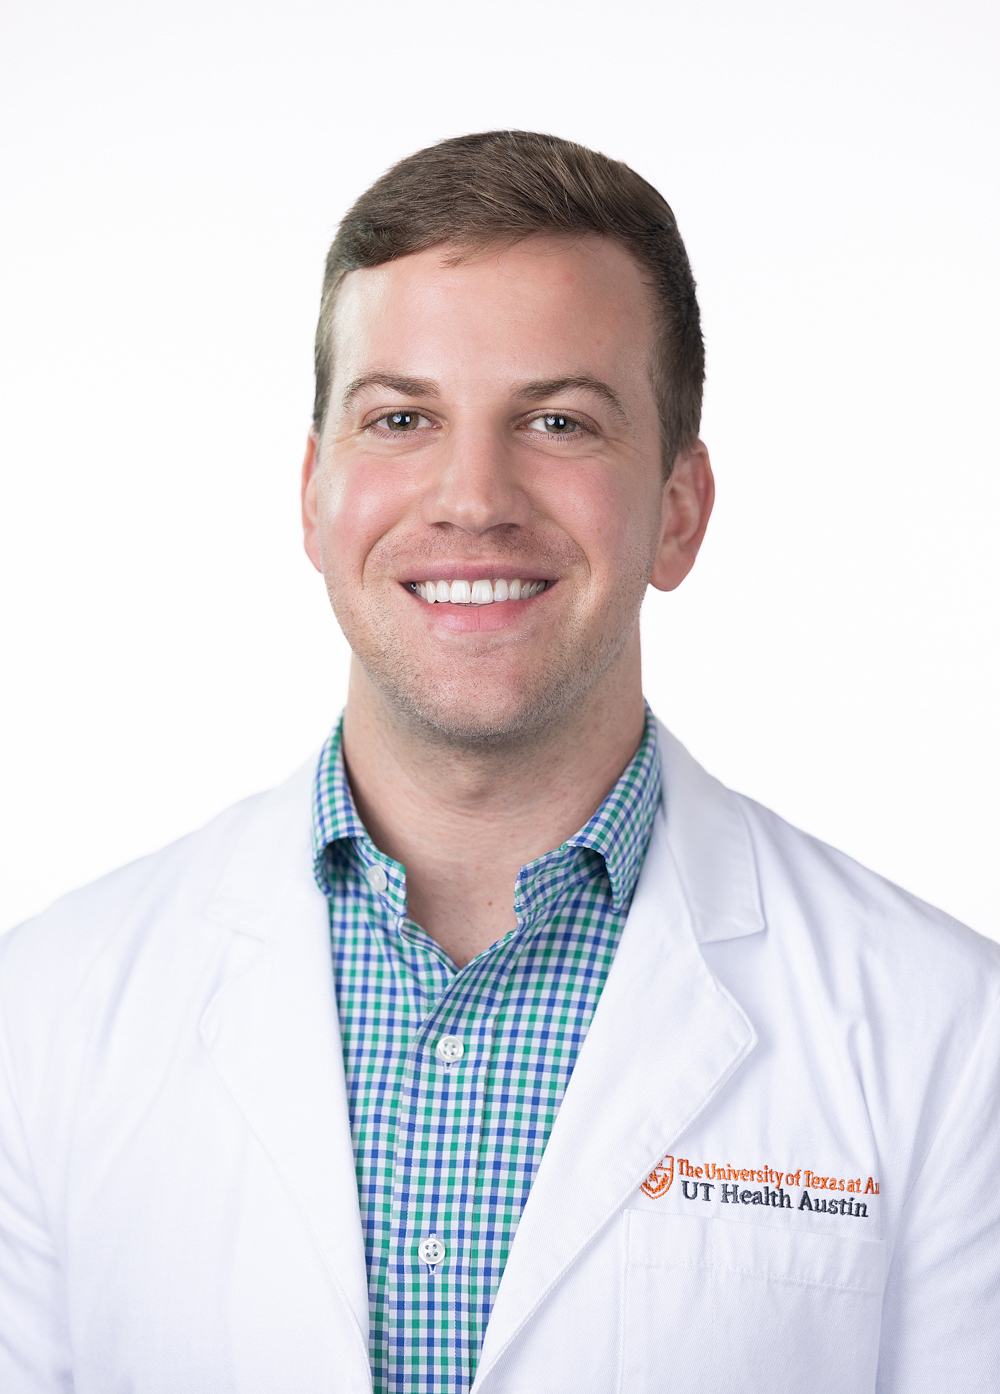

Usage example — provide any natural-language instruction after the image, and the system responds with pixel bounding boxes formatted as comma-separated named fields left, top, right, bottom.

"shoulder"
left=0, top=758, right=318, bottom=1007
left=652, top=716, right=999, bottom=1001
left=738, top=791, right=1000, bottom=985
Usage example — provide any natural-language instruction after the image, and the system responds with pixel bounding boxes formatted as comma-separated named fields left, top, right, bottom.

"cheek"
left=538, top=465, right=660, bottom=577
left=317, top=457, right=414, bottom=582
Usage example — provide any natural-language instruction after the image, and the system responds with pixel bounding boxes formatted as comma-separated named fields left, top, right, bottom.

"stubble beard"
left=327, top=575, right=645, bottom=757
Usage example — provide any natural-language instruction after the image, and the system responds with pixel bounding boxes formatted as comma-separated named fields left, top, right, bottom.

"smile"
left=409, top=579, right=549, bottom=605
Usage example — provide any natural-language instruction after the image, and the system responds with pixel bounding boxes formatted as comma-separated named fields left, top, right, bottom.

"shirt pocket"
left=620, top=1210, right=885, bottom=1394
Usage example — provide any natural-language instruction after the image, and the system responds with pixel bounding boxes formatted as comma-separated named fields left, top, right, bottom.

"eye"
left=526, top=413, right=582, bottom=435
left=372, top=411, right=434, bottom=433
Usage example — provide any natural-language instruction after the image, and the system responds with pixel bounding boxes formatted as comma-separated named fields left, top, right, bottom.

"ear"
left=301, top=431, right=323, bottom=573
left=650, top=440, right=715, bottom=592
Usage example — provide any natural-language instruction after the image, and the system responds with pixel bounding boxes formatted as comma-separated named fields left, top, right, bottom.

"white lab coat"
left=1, top=721, right=998, bottom=1393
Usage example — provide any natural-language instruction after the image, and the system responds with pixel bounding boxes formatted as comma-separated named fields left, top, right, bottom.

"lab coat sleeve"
left=0, top=976, right=74, bottom=1392
left=876, top=991, right=1000, bottom=1392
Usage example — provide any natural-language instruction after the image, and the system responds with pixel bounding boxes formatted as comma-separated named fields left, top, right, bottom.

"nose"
left=420, top=423, right=532, bottom=535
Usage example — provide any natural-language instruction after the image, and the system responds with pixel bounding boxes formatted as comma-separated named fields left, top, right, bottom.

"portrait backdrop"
left=1, top=0, right=997, bottom=939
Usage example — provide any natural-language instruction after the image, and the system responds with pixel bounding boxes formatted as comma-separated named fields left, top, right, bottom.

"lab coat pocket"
left=620, top=1210, right=885, bottom=1394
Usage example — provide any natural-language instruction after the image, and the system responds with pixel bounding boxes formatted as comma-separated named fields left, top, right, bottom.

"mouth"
left=407, top=578, right=549, bottom=606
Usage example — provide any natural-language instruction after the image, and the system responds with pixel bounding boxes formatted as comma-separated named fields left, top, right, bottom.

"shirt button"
left=418, top=1235, right=446, bottom=1266
left=435, top=1035, right=464, bottom=1063
left=365, top=864, right=388, bottom=893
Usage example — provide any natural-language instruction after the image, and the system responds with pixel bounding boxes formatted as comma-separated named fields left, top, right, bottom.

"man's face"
left=303, top=234, right=709, bottom=748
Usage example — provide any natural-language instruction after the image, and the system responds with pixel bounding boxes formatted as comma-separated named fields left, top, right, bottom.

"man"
left=1, top=131, right=997, bottom=1393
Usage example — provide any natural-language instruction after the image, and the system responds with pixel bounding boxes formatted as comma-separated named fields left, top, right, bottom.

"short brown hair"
left=313, top=130, right=704, bottom=473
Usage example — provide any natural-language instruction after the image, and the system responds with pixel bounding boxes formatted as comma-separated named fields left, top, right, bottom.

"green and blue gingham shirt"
left=311, top=710, right=661, bottom=1393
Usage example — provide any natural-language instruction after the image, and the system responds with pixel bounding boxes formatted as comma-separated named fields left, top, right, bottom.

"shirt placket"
left=386, top=931, right=507, bottom=1394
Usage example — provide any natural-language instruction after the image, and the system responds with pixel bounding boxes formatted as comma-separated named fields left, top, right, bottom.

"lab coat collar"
left=656, top=718, right=765, bottom=943
left=199, top=762, right=373, bottom=1383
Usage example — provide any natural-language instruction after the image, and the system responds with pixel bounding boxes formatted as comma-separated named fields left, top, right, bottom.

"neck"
left=340, top=637, right=646, bottom=967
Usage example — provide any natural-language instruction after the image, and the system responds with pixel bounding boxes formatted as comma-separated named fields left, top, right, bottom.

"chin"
left=392, top=686, right=565, bottom=751
left=367, top=657, right=602, bottom=753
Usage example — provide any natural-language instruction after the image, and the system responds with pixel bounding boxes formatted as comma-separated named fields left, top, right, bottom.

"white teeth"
left=413, top=578, right=547, bottom=604
left=470, top=579, right=493, bottom=605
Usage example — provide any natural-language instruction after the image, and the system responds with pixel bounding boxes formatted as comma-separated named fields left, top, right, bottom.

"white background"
left=2, top=0, right=997, bottom=939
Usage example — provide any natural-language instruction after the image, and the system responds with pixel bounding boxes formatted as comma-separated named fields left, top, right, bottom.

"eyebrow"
left=515, top=376, right=629, bottom=425
left=341, top=373, right=441, bottom=410
left=340, top=370, right=629, bottom=425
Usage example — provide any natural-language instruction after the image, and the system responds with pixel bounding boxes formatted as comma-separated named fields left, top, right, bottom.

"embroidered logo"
left=639, top=1152, right=881, bottom=1221
left=641, top=1154, right=674, bottom=1198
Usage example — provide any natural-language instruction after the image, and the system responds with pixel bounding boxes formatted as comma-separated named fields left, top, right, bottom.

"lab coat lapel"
left=198, top=764, right=371, bottom=1365
left=474, top=727, right=763, bottom=1386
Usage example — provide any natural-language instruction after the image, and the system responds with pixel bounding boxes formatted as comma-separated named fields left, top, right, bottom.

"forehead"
left=329, top=234, right=657, bottom=392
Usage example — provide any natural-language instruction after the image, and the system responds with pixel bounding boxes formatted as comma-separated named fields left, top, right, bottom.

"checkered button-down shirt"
left=312, top=710, right=662, bottom=1394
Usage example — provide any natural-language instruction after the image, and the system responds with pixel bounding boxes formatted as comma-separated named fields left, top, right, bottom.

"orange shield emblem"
left=641, top=1154, right=674, bottom=1199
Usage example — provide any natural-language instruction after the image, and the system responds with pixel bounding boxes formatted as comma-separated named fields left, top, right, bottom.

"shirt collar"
left=311, top=720, right=409, bottom=916
left=511, top=705, right=661, bottom=920
left=312, top=717, right=366, bottom=861
left=312, top=706, right=662, bottom=917
left=564, top=704, right=661, bottom=911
